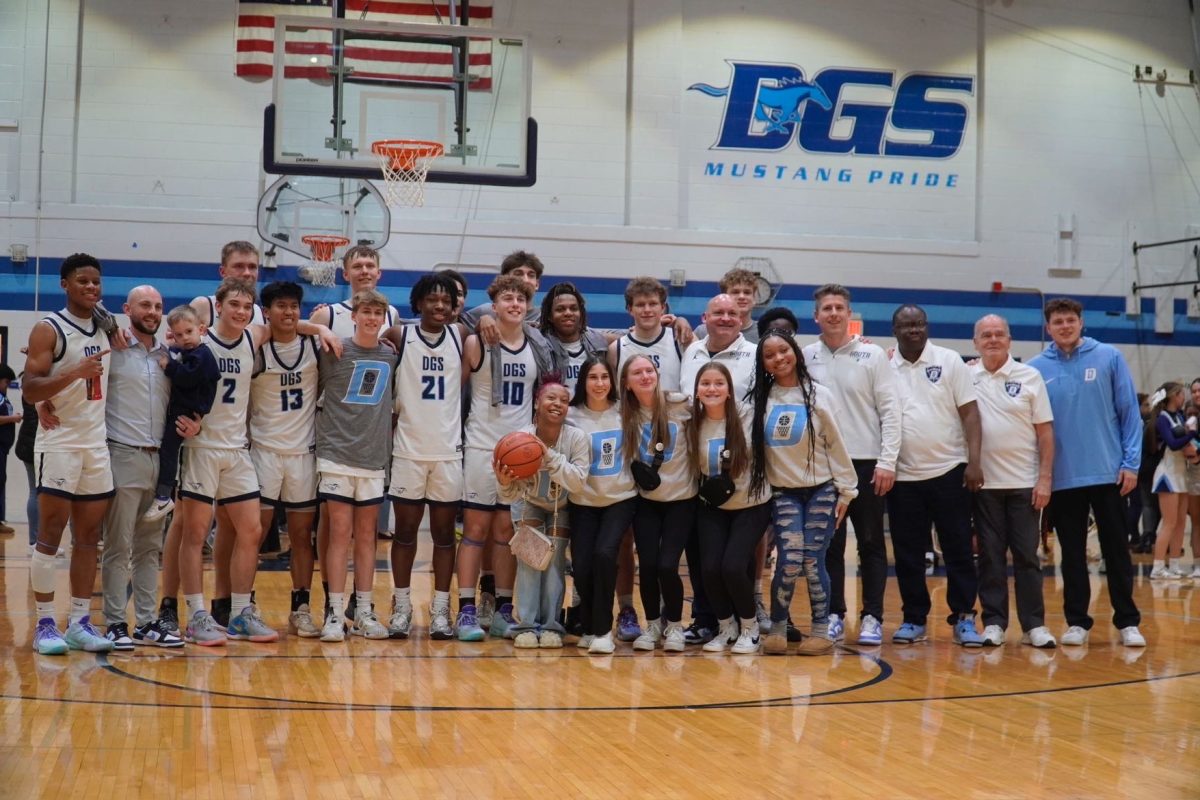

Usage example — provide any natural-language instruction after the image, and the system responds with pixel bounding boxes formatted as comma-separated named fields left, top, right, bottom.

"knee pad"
left=31, top=549, right=57, bottom=594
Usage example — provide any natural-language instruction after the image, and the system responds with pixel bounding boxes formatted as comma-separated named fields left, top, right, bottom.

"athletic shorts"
left=388, top=456, right=463, bottom=505
left=35, top=448, right=114, bottom=500
left=179, top=447, right=260, bottom=505
left=463, top=447, right=505, bottom=511
left=317, top=458, right=385, bottom=506
left=252, top=447, right=317, bottom=509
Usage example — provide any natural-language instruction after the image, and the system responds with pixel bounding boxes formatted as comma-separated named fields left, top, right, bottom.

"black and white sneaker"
left=683, top=622, right=715, bottom=645
left=133, top=620, right=185, bottom=648
left=105, top=622, right=135, bottom=651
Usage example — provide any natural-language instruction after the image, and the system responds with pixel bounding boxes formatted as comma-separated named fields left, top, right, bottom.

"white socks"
left=231, top=592, right=252, bottom=620
left=185, top=594, right=206, bottom=619
left=432, top=590, right=450, bottom=610
left=392, top=586, right=412, bottom=610
left=68, top=597, right=90, bottom=626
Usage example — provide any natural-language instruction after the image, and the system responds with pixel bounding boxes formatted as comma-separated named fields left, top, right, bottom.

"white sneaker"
left=141, top=496, right=174, bottom=524
left=662, top=621, right=686, bottom=652
left=1191, top=564, right=1200, bottom=579
left=539, top=630, right=563, bottom=649
left=1021, top=626, right=1057, bottom=648
left=857, top=614, right=883, bottom=646
left=1149, top=566, right=1172, bottom=580
left=702, top=619, right=738, bottom=653
left=1060, top=625, right=1089, bottom=646
left=429, top=605, right=454, bottom=640
left=1167, top=566, right=1191, bottom=580
left=513, top=630, right=539, bottom=649
left=1119, top=626, right=1147, bottom=647
left=387, top=603, right=413, bottom=639
left=981, top=624, right=1005, bottom=646
left=352, top=609, right=389, bottom=640
left=731, top=625, right=761, bottom=655
left=576, top=634, right=595, bottom=649
left=288, top=604, right=320, bottom=638
left=632, top=618, right=663, bottom=651
left=588, top=631, right=615, bottom=655
left=320, top=613, right=345, bottom=642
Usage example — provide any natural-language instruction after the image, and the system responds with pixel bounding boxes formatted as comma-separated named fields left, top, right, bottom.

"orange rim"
left=301, top=234, right=350, bottom=262
left=371, top=139, right=445, bottom=171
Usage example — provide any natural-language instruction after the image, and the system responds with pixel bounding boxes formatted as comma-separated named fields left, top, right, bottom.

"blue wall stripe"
left=1, top=257, right=1196, bottom=347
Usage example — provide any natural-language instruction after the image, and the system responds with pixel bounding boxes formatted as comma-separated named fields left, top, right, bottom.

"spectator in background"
left=0, top=365, right=20, bottom=533
left=15, top=363, right=38, bottom=546
left=1131, top=392, right=1160, bottom=553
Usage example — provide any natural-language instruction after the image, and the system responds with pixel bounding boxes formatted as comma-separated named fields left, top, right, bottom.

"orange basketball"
left=494, top=431, right=544, bottom=480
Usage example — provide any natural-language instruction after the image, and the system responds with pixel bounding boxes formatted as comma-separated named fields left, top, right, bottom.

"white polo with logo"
left=889, top=341, right=976, bottom=481
left=803, top=336, right=901, bottom=470
left=970, top=356, right=1053, bottom=489
left=679, top=334, right=757, bottom=401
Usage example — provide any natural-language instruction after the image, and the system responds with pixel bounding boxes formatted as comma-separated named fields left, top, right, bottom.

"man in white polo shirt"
left=887, top=304, right=984, bottom=647
left=803, top=284, right=900, bottom=646
left=679, top=294, right=757, bottom=400
left=970, top=315, right=1056, bottom=649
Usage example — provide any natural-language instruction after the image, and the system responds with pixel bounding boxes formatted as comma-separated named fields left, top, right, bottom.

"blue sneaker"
left=489, top=602, right=516, bottom=638
left=827, top=613, right=845, bottom=642
left=616, top=606, right=642, bottom=642
left=33, top=618, right=68, bottom=655
left=953, top=616, right=984, bottom=648
left=857, top=614, right=883, bottom=646
left=455, top=605, right=485, bottom=642
left=227, top=604, right=280, bottom=643
left=64, top=615, right=115, bottom=652
left=892, top=622, right=927, bottom=644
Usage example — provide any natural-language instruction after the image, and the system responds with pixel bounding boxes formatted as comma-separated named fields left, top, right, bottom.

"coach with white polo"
left=679, top=293, right=758, bottom=401
left=887, top=304, right=984, bottom=647
left=969, top=314, right=1056, bottom=649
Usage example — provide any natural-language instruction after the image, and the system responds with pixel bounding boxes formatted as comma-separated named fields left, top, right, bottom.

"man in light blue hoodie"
left=1029, top=297, right=1145, bottom=648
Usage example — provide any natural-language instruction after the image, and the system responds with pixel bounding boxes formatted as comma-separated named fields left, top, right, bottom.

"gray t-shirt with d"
left=317, top=338, right=396, bottom=471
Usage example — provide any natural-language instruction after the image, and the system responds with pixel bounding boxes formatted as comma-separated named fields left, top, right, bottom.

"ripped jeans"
left=769, top=482, right=836, bottom=627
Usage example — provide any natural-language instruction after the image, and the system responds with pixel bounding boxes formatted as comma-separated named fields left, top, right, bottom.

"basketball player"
left=176, top=278, right=338, bottom=646
left=311, top=245, right=404, bottom=332
left=460, top=250, right=544, bottom=334
left=609, top=277, right=684, bottom=393
left=381, top=273, right=466, bottom=640
left=161, top=240, right=265, bottom=631
left=538, top=282, right=610, bottom=396
left=315, top=289, right=396, bottom=642
left=23, top=253, right=115, bottom=654
left=249, top=281, right=321, bottom=638
left=308, top=244, right=401, bottom=621
left=455, top=274, right=548, bottom=641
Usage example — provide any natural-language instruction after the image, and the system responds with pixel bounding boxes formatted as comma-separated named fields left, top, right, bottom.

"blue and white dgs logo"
left=688, top=61, right=974, bottom=188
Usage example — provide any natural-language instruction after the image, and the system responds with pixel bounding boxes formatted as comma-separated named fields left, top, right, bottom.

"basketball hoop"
left=300, top=234, right=349, bottom=287
left=371, top=139, right=444, bottom=207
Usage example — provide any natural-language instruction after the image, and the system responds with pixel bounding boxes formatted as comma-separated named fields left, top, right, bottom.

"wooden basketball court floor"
left=1, top=525, right=1197, bottom=800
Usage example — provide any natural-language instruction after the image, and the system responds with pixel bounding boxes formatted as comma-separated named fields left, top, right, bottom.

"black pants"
left=697, top=502, right=770, bottom=621
left=887, top=464, right=978, bottom=625
left=826, top=458, right=888, bottom=621
left=0, top=444, right=9, bottom=521
left=154, top=416, right=185, bottom=497
left=569, top=498, right=638, bottom=637
left=1048, top=483, right=1141, bottom=630
left=972, top=488, right=1045, bottom=631
left=633, top=496, right=697, bottom=623
left=685, top=528, right=716, bottom=629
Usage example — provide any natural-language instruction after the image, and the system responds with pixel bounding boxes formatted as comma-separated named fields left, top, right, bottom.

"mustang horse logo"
left=689, top=77, right=832, bottom=134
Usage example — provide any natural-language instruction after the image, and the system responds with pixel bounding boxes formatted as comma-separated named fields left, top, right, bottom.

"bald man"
left=970, top=314, right=1056, bottom=649
left=679, top=294, right=758, bottom=401
left=100, top=286, right=195, bottom=648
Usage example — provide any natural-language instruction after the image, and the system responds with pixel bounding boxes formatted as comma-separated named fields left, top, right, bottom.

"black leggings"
left=569, top=498, right=638, bottom=636
left=697, top=502, right=770, bottom=621
left=632, top=496, right=697, bottom=623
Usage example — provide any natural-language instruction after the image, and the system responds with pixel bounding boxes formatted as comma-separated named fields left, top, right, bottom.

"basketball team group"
left=18, top=242, right=1162, bottom=658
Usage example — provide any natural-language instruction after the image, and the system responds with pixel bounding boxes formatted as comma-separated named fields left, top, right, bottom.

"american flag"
left=236, top=0, right=494, bottom=88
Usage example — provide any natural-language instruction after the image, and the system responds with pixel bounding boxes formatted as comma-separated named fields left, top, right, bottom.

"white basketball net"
left=301, top=261, right=338, bottom=287
left=372, top=141, right=443, bottom=208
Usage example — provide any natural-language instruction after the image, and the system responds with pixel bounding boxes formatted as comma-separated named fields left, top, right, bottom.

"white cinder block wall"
left=2, top=0, right=1200, bottom=520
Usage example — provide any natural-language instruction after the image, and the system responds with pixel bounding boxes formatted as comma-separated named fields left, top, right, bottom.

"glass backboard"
left=263, top=16, right=535, bottom=187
